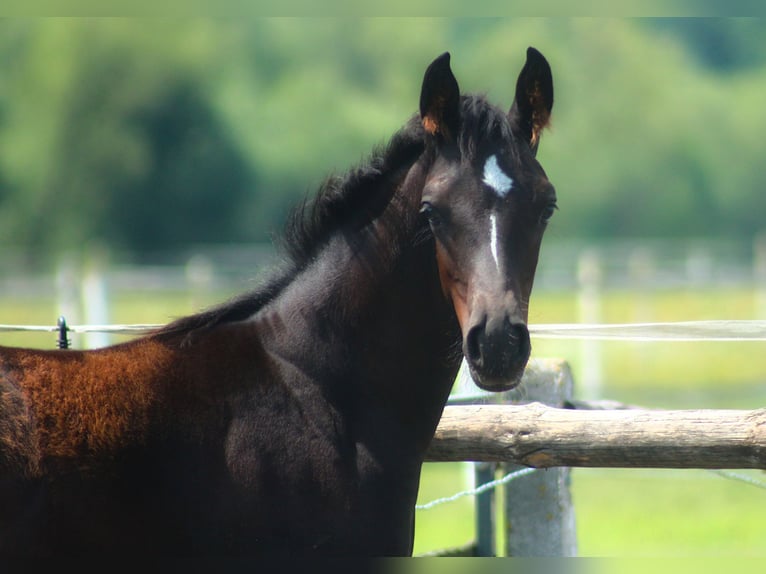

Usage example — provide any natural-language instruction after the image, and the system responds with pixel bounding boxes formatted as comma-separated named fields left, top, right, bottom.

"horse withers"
left=0, top=48, right=556, bottom=556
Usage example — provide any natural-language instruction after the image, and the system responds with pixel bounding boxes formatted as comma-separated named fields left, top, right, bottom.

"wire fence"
left=416, top=467, right=538, bottom=511
left=415, top=468, right=766, bottom=512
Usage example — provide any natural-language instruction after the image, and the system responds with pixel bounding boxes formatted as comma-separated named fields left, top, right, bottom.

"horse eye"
left=420, top=202, right=445, bottom=229
left=540, top=202, right=557, bottom=224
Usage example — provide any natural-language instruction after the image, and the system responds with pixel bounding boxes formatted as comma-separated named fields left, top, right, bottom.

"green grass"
left=1, top=284, right=764, bottom=556
left=414, top=465, right=766, bottom=557
left=571, top=469, right=766, bottom=557
left=413, top=463, right=476, bottom=555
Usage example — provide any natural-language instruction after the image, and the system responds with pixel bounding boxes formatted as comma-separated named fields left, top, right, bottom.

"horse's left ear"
left=509, top=47, right=554, bottom=156
left=420, top=52, right=461, bottom=142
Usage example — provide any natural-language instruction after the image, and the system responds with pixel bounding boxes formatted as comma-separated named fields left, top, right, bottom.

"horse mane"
left=153, top=116, right=428, bottom=340
left=280, top=117, right=428, bottom=266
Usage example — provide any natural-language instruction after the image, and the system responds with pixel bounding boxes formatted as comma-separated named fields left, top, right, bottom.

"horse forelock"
left=456, top=94, right=518, bottom=164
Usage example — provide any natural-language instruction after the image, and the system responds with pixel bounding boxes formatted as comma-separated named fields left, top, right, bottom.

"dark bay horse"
left=0, top=48, right=556, bottom=556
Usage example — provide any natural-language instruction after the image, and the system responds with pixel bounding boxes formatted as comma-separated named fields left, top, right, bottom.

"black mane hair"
left=153, top=117, right=427, bottom=339
left=153, top=95, right=512, bottom=340
left=280, top=117, right=427, bottom=266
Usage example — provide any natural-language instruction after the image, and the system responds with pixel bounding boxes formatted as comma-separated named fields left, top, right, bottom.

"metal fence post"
left=473, top=462, right=496, bottom=556
left=577, top=249, right=603, bottom=398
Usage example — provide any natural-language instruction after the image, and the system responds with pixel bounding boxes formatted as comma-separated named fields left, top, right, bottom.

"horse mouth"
left=466, top=359, right=527, bottom=392
left=463, top=319, right=531, bottom=392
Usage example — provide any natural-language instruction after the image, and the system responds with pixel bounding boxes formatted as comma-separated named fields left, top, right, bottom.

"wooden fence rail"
left=421, top=358, right=765, bottom=556
left=425, top=403, right=766, bottom=469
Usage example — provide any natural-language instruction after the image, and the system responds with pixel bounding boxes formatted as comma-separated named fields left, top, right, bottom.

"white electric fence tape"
left=528, top=320, right=766, bottom=341
left=3, top=320, right=766, bottom=340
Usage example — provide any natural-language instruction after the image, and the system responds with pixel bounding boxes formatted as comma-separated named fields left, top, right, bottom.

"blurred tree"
left=53, top=57, right=255, bottom=253
left=1, top=18, right=766, bottom=266
left=646, top=18, right=766, bottom=72
left=0, top=20, right=257, bottom=263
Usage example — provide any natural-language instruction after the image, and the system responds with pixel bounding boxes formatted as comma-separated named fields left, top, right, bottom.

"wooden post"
left=449, top=359, right=578, bottom=556
left=451, top=360, right=500, bottom=557
left=185, top=253, right=214, bottom=313
left=501, top=359, right=577, bottom=556
left=577, top=249, right=602, bottom=398
left=473, top=462, right=496, bottom=556
left=56, top=255, right=81, bottom=349
left=755, top=232, right=766, bottom=319
left=82, top=248, right=110, bottom=349
left=685, top=246, right=713, bottom=286
left=627, top=246, right=654, bottom=323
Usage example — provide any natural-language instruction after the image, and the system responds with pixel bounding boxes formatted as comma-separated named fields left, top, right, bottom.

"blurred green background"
left=2, top=18, right=766, bottom=263
left=1, top=18, right=765, bottom=557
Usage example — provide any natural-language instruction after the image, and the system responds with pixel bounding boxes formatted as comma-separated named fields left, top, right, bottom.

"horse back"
left=0, top=340, right=179, bottom=474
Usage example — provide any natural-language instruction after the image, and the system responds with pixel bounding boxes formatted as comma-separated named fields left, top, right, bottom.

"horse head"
left=419, top=48, right=556, bottom=391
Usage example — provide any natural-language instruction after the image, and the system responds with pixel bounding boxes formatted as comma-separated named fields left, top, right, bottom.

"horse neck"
left=269, top=155, right=462, bottom=454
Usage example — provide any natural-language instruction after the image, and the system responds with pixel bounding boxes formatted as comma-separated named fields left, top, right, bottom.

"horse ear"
left=420, top=52, right=461, bottom=142
left=509, top=47, right=554, bottom=156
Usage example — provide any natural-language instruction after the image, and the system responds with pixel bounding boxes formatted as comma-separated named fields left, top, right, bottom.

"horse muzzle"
left=463, top=313, right=531, bottom=392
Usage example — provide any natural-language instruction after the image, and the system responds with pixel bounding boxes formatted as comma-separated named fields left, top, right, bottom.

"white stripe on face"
left=482, top=154, right=513, bottom=197
left=490, top=213, right=500, bottom=271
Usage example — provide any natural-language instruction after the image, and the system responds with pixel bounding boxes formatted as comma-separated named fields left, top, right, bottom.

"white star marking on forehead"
left=482, top=154, right=513, bottom=197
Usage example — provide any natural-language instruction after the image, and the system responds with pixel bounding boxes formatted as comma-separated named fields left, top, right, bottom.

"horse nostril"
left=510, top=322, right=531, bottom=360
left=464, top=317, right=530, bottom=379
left=465, top=321, right=485, bottom=367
